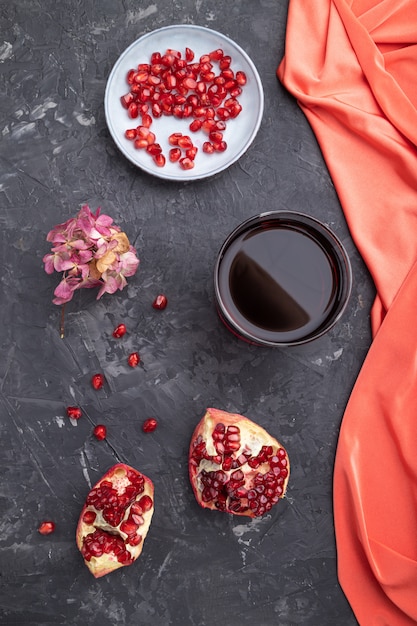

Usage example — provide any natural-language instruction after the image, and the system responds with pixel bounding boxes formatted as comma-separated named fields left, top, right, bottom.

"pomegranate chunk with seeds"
left=76, top=463, right=154, bottom=578
left=189, top=408, right=290, bottom=518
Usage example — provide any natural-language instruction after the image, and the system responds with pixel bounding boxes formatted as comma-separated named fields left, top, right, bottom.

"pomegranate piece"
left=142, top=418, right=158, bottom=433
left=152, top=294, right=168, bottom=310
left=38, top=520, right=55, bottom=535
left=189, top=408, right=290, bottom=518
left=91, top=373, right=105, bottom=390
left=112, top=323, right=127, bottom=339
left=76, top=463, right=154, bottom=578
left=66, top=406, right=82, bottom=420
left=93, top=425, right=107, bottom=441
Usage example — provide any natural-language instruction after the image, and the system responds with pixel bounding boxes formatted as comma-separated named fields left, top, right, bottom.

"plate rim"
left=104, top=24, right=265, bottom=181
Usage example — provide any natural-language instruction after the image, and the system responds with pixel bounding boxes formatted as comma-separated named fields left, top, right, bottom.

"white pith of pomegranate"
left=76, top=463, right=154, bottom=578
left=189, top=408, right=290, bottom=518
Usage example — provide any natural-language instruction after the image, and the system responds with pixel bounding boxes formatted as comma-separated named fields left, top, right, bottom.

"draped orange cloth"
left=278, top=1, right=417, bottom=624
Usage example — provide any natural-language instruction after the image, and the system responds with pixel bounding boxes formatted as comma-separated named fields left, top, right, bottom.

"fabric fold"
left=278, top=1, right=417, bottom=624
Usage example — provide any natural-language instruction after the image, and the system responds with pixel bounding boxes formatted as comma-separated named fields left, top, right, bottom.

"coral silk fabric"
left=278, top=1, right=417, bottom=625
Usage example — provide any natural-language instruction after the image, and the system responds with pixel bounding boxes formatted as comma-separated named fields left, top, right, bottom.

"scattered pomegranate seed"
left=127, top=352, right=140, bottom=368
left=142, top=418, right=158, bottom=433
left=38, top=521, right=55, bottom=535
left=112, top=323, right=127, bottom=338
left=91, top=374, right=105, bottom=390
left=93, top=425, right=107, bottom=441
left=152, top=294, right=168, bottom=310
left=66, top=406, right=82, bottom=420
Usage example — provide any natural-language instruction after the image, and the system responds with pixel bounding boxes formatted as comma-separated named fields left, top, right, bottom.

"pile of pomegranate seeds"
left=120, top=46, right=246, bottom=170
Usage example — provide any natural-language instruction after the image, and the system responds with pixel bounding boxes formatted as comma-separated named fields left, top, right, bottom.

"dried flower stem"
left=60, top=303, right=66, bottom=339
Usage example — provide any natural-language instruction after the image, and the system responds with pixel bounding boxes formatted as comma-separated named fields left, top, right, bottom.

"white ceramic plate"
left=104, top=24, right=264, bottom=181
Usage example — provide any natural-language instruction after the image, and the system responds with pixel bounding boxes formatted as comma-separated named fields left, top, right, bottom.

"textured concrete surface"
left=0, top=1, right=372, bottom=624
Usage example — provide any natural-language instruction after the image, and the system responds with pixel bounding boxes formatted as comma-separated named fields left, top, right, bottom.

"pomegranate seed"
left=182, top=77, right=197, bottom=90
left=66, top=406, right=82, bottom=420
left=180, top=157, right=194, bottom=170
left=152, top=294, right=168, bottom=310
left=216, top=107, right=230, bottom=121
left=142, top=418, right=158, bottom=433
left=138, top=494, right=153, bottom=511
left=151, top=51, right=162, bottom=64
left=189, top=119, right=202, bottom=132
left=120, top=520, right=139, bottom=536
left=127, top=102, right=139, bottom=118
left=173, top=104, right=184, bottom=118
left=219, top=55, right=231, bottom=69
left=169, top=132, right=182, bottom=145
left=133, top=70, right=149, bottom=83
left=124, top=128, right=137, bottom=140
left=91, top=374, right=105, bottom=390
left=82, top=510, right=96, bottom=524
left=120, top=93, right=135, bottom=108
left=112, top=323, right=127, bottom=338
left=93, top=425, right=107, bottom=441
left=221, top=68, right=234, bottom=80
left=229, top=85, right=242, bottom=98
left=209, top=48, right=224, bottom=61
left=235, top=70, right=247, bottom=86
left=153, top=153, right=166, bottom=167
left=209, top=130, right=223, bottom=143
left=146, top=143, right=162, bottom=156
left=177, top=135, right=193, bottom=149
left=38, top=521, right=55, bottom=535
left=161, top=53, right=176, bottom=67
left=185, top=47, right=194, bottom=62
left=127, top=352, right=140, bottom=368
left=169, top=147, right=181, bottom=162
left=186, top=146, right=198, bottom=160
left=214, top=140, right=227, bottom=152
left=151, top=102, right=162, bottom=117
left=134, top=138, right=148, bottom=149
left=203, top=141, right=215, bottom=154
left=141, top=113, right=153, bottom=128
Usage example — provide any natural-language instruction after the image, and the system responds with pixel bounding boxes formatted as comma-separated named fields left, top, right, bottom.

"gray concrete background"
left=0, top=1, right=371, bottom=624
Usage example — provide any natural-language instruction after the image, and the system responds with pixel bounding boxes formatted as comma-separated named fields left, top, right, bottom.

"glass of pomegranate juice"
left=214, top=211, right=352, bottom=347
